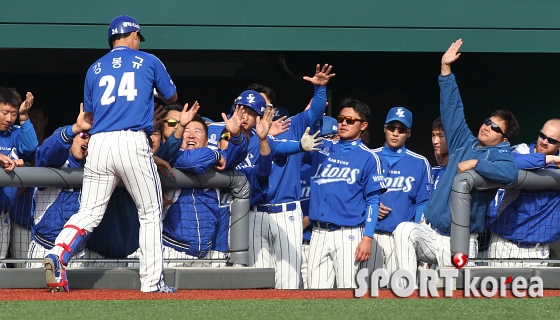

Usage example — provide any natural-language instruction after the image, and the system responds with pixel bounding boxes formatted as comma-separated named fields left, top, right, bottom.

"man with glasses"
left=486, top=119, right=560, bottom=266
left=394, top=39, right=520, bottom=286
left=370, top=107, right=431, bottom=279
left=307, top=99, right=386, bottom=289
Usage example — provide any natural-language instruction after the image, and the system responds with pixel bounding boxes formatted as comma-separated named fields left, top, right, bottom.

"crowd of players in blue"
left=1, top=37, right=560, bottom=291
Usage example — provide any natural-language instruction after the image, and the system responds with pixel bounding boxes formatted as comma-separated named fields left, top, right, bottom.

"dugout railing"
left=0, top=167, right=250, bottom=267
left=451, top=168, right=560, bottom=266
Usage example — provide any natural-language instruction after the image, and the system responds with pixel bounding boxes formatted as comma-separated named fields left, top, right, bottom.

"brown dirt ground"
left=1, top=289, right=560, bottom=300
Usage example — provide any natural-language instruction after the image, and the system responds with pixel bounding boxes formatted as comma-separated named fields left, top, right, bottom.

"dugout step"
left=0, top=267, right=275, bottom=290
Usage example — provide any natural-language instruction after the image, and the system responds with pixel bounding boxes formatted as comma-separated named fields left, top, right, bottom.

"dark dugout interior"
left=1, top=48, right=558, bottom=165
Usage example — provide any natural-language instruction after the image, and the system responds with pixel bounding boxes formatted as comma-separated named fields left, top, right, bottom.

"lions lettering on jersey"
left=311, top=162, right=361, bottom=185
left=384, top=175, right=416, bottom=193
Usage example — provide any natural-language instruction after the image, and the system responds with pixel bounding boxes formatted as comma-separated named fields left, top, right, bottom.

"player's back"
left=84, top=47, right=173, bottom=135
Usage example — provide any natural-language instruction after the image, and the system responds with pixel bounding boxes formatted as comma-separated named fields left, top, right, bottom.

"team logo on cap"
left=396, top=108, right=405, bottom=118
left=247, top=94, right=255, bottom=103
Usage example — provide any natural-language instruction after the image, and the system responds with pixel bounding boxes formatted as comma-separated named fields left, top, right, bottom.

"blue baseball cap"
left=230, top=90, right=265, bottom=116
left=273, top=106, right=290, bottom=121
left=385, top=106, right=413, bottom=128
left=320, top=116, right=338, bottom=136
left=201, top=117, right=213, bottom=124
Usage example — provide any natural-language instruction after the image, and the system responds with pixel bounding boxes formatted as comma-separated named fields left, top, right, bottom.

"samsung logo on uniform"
left=122, top=22, right=140, bottom=28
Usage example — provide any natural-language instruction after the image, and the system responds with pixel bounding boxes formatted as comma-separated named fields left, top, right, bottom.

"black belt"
left=314, top=221, right=342, bottom=231
left=254, top=202, right=297, bottom=213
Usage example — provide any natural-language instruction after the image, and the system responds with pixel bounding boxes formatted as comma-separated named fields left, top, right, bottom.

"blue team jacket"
left=32, top=126, right=84, bottom=246
left=162, top=146, right=226, bottom=257
left=423, top=74, right=518, bottom=234
left=488, top=141, right=560, bottom=244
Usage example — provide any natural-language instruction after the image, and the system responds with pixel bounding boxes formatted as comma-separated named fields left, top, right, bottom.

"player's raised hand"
left=153, top=104, right=165, bottom=129
left=441, top=39, right=463, bottom=65
left=441, top=39, right=463, bottom=76
left=179, top=101, right=200, bottom=127
left=18, top=92, right=34, bottom=122
left=303, top=64, right=335, bottom=86
left=0, top=153, right=15, bottom=173
left=222, top=105, right=244, bottom=137
left=299, top=127, right=323, bottom=152
left=255, top=106, right=275, bottom=140
left=269, top=116, right=291, bottom=136
left=74, top=103, right=93, bottom=134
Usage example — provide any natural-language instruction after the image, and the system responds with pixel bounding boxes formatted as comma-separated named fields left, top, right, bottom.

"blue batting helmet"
left=230, top=90, right=266, bottom=116
left=108, top=15, right=145, bottom=48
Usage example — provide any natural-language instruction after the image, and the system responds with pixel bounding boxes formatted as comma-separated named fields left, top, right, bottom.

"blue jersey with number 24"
left=83, top=46, right=176, bottom=136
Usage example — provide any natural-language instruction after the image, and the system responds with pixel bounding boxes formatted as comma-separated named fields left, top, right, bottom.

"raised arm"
left=16, top=92, right=38, bottom=156
left=439, top=39, right=475, bottom=151
left=302, top=64, right=335, bottom=126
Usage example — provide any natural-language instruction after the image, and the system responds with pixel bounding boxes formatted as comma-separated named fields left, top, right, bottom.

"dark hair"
left=109, top=32, right=133, bottom=49
left=432, top=117, right=443, bottom=131
left=0, top=87, right=22, bottom=108
left=191, top=114, right=208, bottom=137
left=490, top=109, right=520, bottom=142
left=247, top=83, right=275, bottom=105
left=162, top=103, right=184, bottom=119
left=338, top=98, right=371, bottom=122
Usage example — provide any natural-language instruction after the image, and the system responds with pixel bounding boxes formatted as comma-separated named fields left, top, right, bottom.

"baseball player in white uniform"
left=43, top=15, right=178, bottom=293
left=370, top=107, right=431, bottom=278
left=307, top=98, right=386, bottom=289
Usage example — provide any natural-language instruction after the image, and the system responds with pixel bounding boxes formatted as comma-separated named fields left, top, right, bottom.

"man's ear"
left=361, top=121, right=368, bottom=131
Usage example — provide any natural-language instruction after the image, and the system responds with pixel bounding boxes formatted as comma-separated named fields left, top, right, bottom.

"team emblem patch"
left=288, top=216, right=295, bottom=222
left=348, top=235, right=355, bottom=241
left=396, top=108, right=405, bottom=118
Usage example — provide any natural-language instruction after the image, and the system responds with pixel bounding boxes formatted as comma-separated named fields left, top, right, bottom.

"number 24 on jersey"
left=99, top=72, right=137, bottom=105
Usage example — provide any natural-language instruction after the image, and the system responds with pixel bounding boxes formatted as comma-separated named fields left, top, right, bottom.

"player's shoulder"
left=511, top=142, right=531, bottom=155
left=405, top=149, right=431, bottom=163
left=370, top=146, right=383, bottom=153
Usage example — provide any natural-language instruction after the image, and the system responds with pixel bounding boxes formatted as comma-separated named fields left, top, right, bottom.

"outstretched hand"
left=18, top=92, right=34, bottom=122
left=303, top=64, right=335, bottom=86
left=256, top=107, right=275, bottom=140
left=300, top=127, right=323, bottom=152
left=269, top=116, right=291, bottom=136
left=441, top=39, right=463, bottom=75
left=223, top=105, right=244, bottom=137
left=153, top=104, right=165, bottom=130
left=179, top=101, right=200, bottom=127
left=76, top=103, right=93, bottom=133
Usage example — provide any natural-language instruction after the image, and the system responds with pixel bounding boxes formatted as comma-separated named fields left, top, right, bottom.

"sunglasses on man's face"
left=79, top=132, right=89, bottom=139
left=384, top=124, right=408, bottom=134
left=163, top=119, right=179, bottom=127
left=336, top=115, right=364, bottom=125
left=484, top=118, right=506, bottom=138
left=539, top=131, right=560, bottom=145
left=220, top=132, right=231, bottom=141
